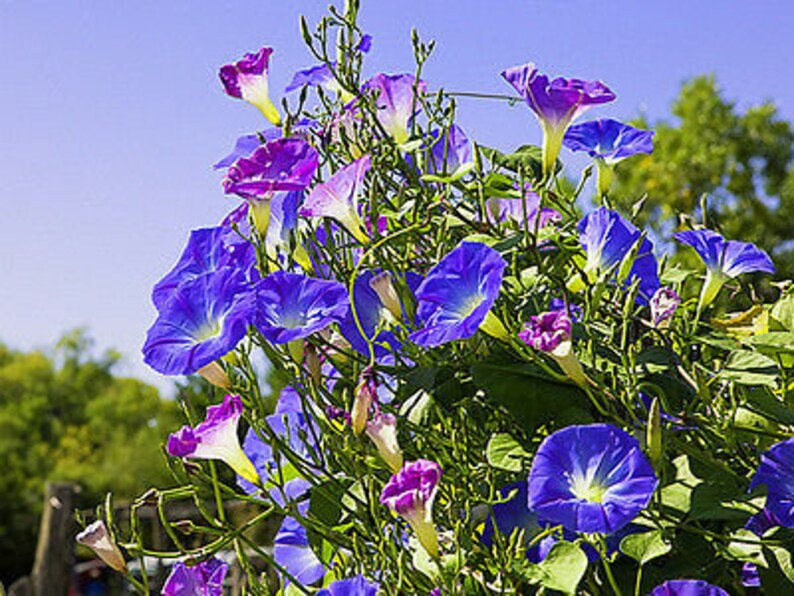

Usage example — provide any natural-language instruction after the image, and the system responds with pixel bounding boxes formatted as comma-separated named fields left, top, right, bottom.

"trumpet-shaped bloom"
left=366, top=411, right=403, bottom=472
left=501, top=63, right=615, bottom=175
left=143, top=269, right=256, bottom=376
left=578, top=207, right=660, bottom=304
left=410, top=241, right=507, bottom=347
left=213, top=120, right=317, bottom=170
left=363, top=73, right=427, bottom=144
left=219, top=47, right=281, bottom=125
left=254, top=272, right=349, bottom=344
left=518, top=310, right=572, bottom=353
left=317, top=576, right=380, bottom=596
left=274, top=503, right=325, bottom=586
left=749, top=436, right=794, bottom=527
left=222, top=138, right=319, bottom=201
left=485, top=192, right=561, bottom=230
left=286, top=64, right=338, bottom=93
left=162, top=558, right=228, bottom=596
left=563, top=119, right=654, bottom=165
left=381, top=459, right=443, bottom=556
left=527, top=424, right=658, bottom=534
left=674, top=229, right=775, bottom=309
left=648, top=580, right=728, bottom=596
left=75, top=520, right=126, bottom=572
left=650, top=286, right=681, bottom=328
left=299, top=155, right=371, bottom=243
left=151, top=226, right=257, bottom=311
left=427, top=125, right=473, bottom=175
left=167, top=394, right=259, bottom=485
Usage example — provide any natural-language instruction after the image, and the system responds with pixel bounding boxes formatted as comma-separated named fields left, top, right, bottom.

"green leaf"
left=537, top=541, right=588, bottom=595
left=760, top=545, right=794, bottom=589
left=620, top=529, right=672, bottom=565
left=744, top=387, right=794, bottom=425
left=486, top=433, right=529, bottom=472
left=744, top=332, right=794, bottom=368
left=721, top=350, right=779, bottom=387
left=725, top=528, right=766, bottom=566
left=770, top=294, right=794, bottom=331
left=481, top=144, right=545, bottom=179
left=309, top=478, right=353, bottom=527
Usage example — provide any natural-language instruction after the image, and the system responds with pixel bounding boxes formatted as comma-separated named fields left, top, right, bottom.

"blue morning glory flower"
left=749, top=436, right=794, bottom=528
left=674, top=229, right=775, bottom=309
left=151, top=226, right=257, bottom=311
left=254, top=272, right=349, bottom=344
left=317, top=576, right=380, bottom=596
left=577, top=207, right=660, bottom=304
left=563, top=119, right=654, bottom=164
left=274, top=502, right=325, bottom=586
left=648, top=580, right=728, bottom=596
left=143, top=268, right=256, bottom=376
left=527, top=424, right=658, bottom=534
left=162, top=557, right=228, bottom=596
left=409, top=241, right=507, bottom=347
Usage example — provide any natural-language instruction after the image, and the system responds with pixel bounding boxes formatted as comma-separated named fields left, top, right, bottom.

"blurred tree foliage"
left=613, top=75, right=794, bottom=280
left=0, top=329, right=179, bottom=584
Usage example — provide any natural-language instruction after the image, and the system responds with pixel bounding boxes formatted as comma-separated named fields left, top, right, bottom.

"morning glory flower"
left=674, top=229, right=775, bottom=310
left=166, top=394, right=259, bottom=485
left=527, top=423, right=658, bottom=534
left=213, top=120, right=317, bottom=170
left=409, top=241, right=507, bottom=347
left=485, top=192, right=561, bottom=230
left=162, top=558, right=228, bottom=596
left=151, top=226, right=257, bottom=311
left=143, top=268, right=256, bottom=377
left=650, top=286, right=681, bottom=328
left=577, top=207, right=660, bottom=304
left=299, top=155, right=372, bottom=243
left=274, top=503, right=325, bottom=586
left=363, top=73, right=427, bottom=144
left=254, top=272, right=349, bottom=345
left=380, top=459, right=443, bottom=556
left=480, top=482, right=541, bottom=551
left=563, top=119, right=654, bottom=195
left=286, top=64, right=338, bottom=93
left=351, top=366, right=377, bottom=435
left=648, top=580, right=728, bottom=596
left=317, top=576, right=380, bottom=596
left=75, top=520, right=126, bottom=572
left=426, top=124, right=473, bottom=176
left=749, top=436, right=794, bottom=527
left=501, top=62, right=615, bottom=176
left=223, top=138, right=319, bottom=234
left=519, top=310, right=587, bottom=387
left=219, top=46, right=281, bottom=125
left=741, top=508, right=782, bottom=588
left=366, top=411, right=403, bottom=472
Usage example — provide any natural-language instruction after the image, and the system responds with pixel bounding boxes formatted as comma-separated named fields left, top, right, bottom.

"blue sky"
left=1, top=0, right=792, bottom=392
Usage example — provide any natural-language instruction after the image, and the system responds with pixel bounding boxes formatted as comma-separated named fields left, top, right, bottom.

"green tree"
left=0, top=330, right=178, bottom=584
left=613, top=75, right=794, bottom=279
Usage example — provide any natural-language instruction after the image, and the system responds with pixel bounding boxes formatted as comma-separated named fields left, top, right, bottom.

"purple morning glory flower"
left=357, top=34, right=373, bottom=53
left=749, top=436, right=794, bottom=527
left=578, top=207, right=660, bottom=304
left=299, top=155, right=372, bottom=243
left=381, top=459, right=443, bottom=556
left=222, top=138, right=319, bottom=201
left=286, top=63, right=337, bottom=93
left=409, top=241, right=507, bottom=347
left=485, top=192, right=561, bottom=230
left=518, top=310, right=572, bottom=353
left=166, top=394, right=258, bottom=485
left=254, top=272, right=349, bottom=344
left=151, top=226, right=257, bottom=311
left=481, top=482, right=542, bottom=551
left=549, top=297, right=583, bottom=322
left=143, top=268, right=256, bottom=376
left=501, top=62, right=615, bottom=176
left=363, top=73, right=427, bottom=144
left=266, top=190, right=302, bottom=253
left=527, top=423, right=658, bottom=534
left=274, top=502, right=325, bottom=586
left=648, top=580, right=728, bottom=596
left=317, top=576, right=380, bottom=596
left=427, top=125, right=473, bottom=176
left=674, top=229, right=775, bottom=309
left=563, top=118, right=653, bottom=164
left=219, top=46, right=281, bottom=125
left=162, top=557, right=228, bottom=596
left=650, top=286, right=681, bottom=328
left=213, top=133, right=269, bottom=170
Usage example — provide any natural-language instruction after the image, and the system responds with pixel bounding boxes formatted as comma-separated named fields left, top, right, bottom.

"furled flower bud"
left=380, top=459, right=442, bottom=557
left=366, top=412, right=403, bottom=472
left=351, top=367, right=377, bottom=435
left=519, top=311, right=587, bottom=386
left=198, top=361, right=231, bottom=389
left=650, top=286, right=681, bottom=329
left=166, top=394, right=259, bottom=485
left=369, top=272, right=403, bottom=321
left=75, top=520, right=127, bottom=573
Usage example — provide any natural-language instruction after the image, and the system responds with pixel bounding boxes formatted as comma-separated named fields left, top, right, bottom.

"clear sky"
left=1, top=0, right=793, bottom=393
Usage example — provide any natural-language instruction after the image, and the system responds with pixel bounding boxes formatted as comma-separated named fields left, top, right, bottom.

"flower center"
left=569, top=472, right=607, bottom=503
left=457, top=293, right=485, bottom=319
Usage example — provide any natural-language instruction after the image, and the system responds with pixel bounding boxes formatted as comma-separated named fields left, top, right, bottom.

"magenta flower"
left=363, top=73, right=427, bottom=144
left=501, top=62, right=615, bottom=175
left=519, top=310, right=586, bottom=386
left=219, top=47, right=281, bottom=125
left=380, top=459, right=443, bottom=556
left=162, top=558, right=228, bottom=596
left=299, top=155, right=372, bottom=243
left=166, top=394, right=258, bottom=485
left=650, top=286, right=681, bottom=328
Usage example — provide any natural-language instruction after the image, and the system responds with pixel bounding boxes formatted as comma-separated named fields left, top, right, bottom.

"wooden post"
left=30, top=482, right=79, bottom=596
